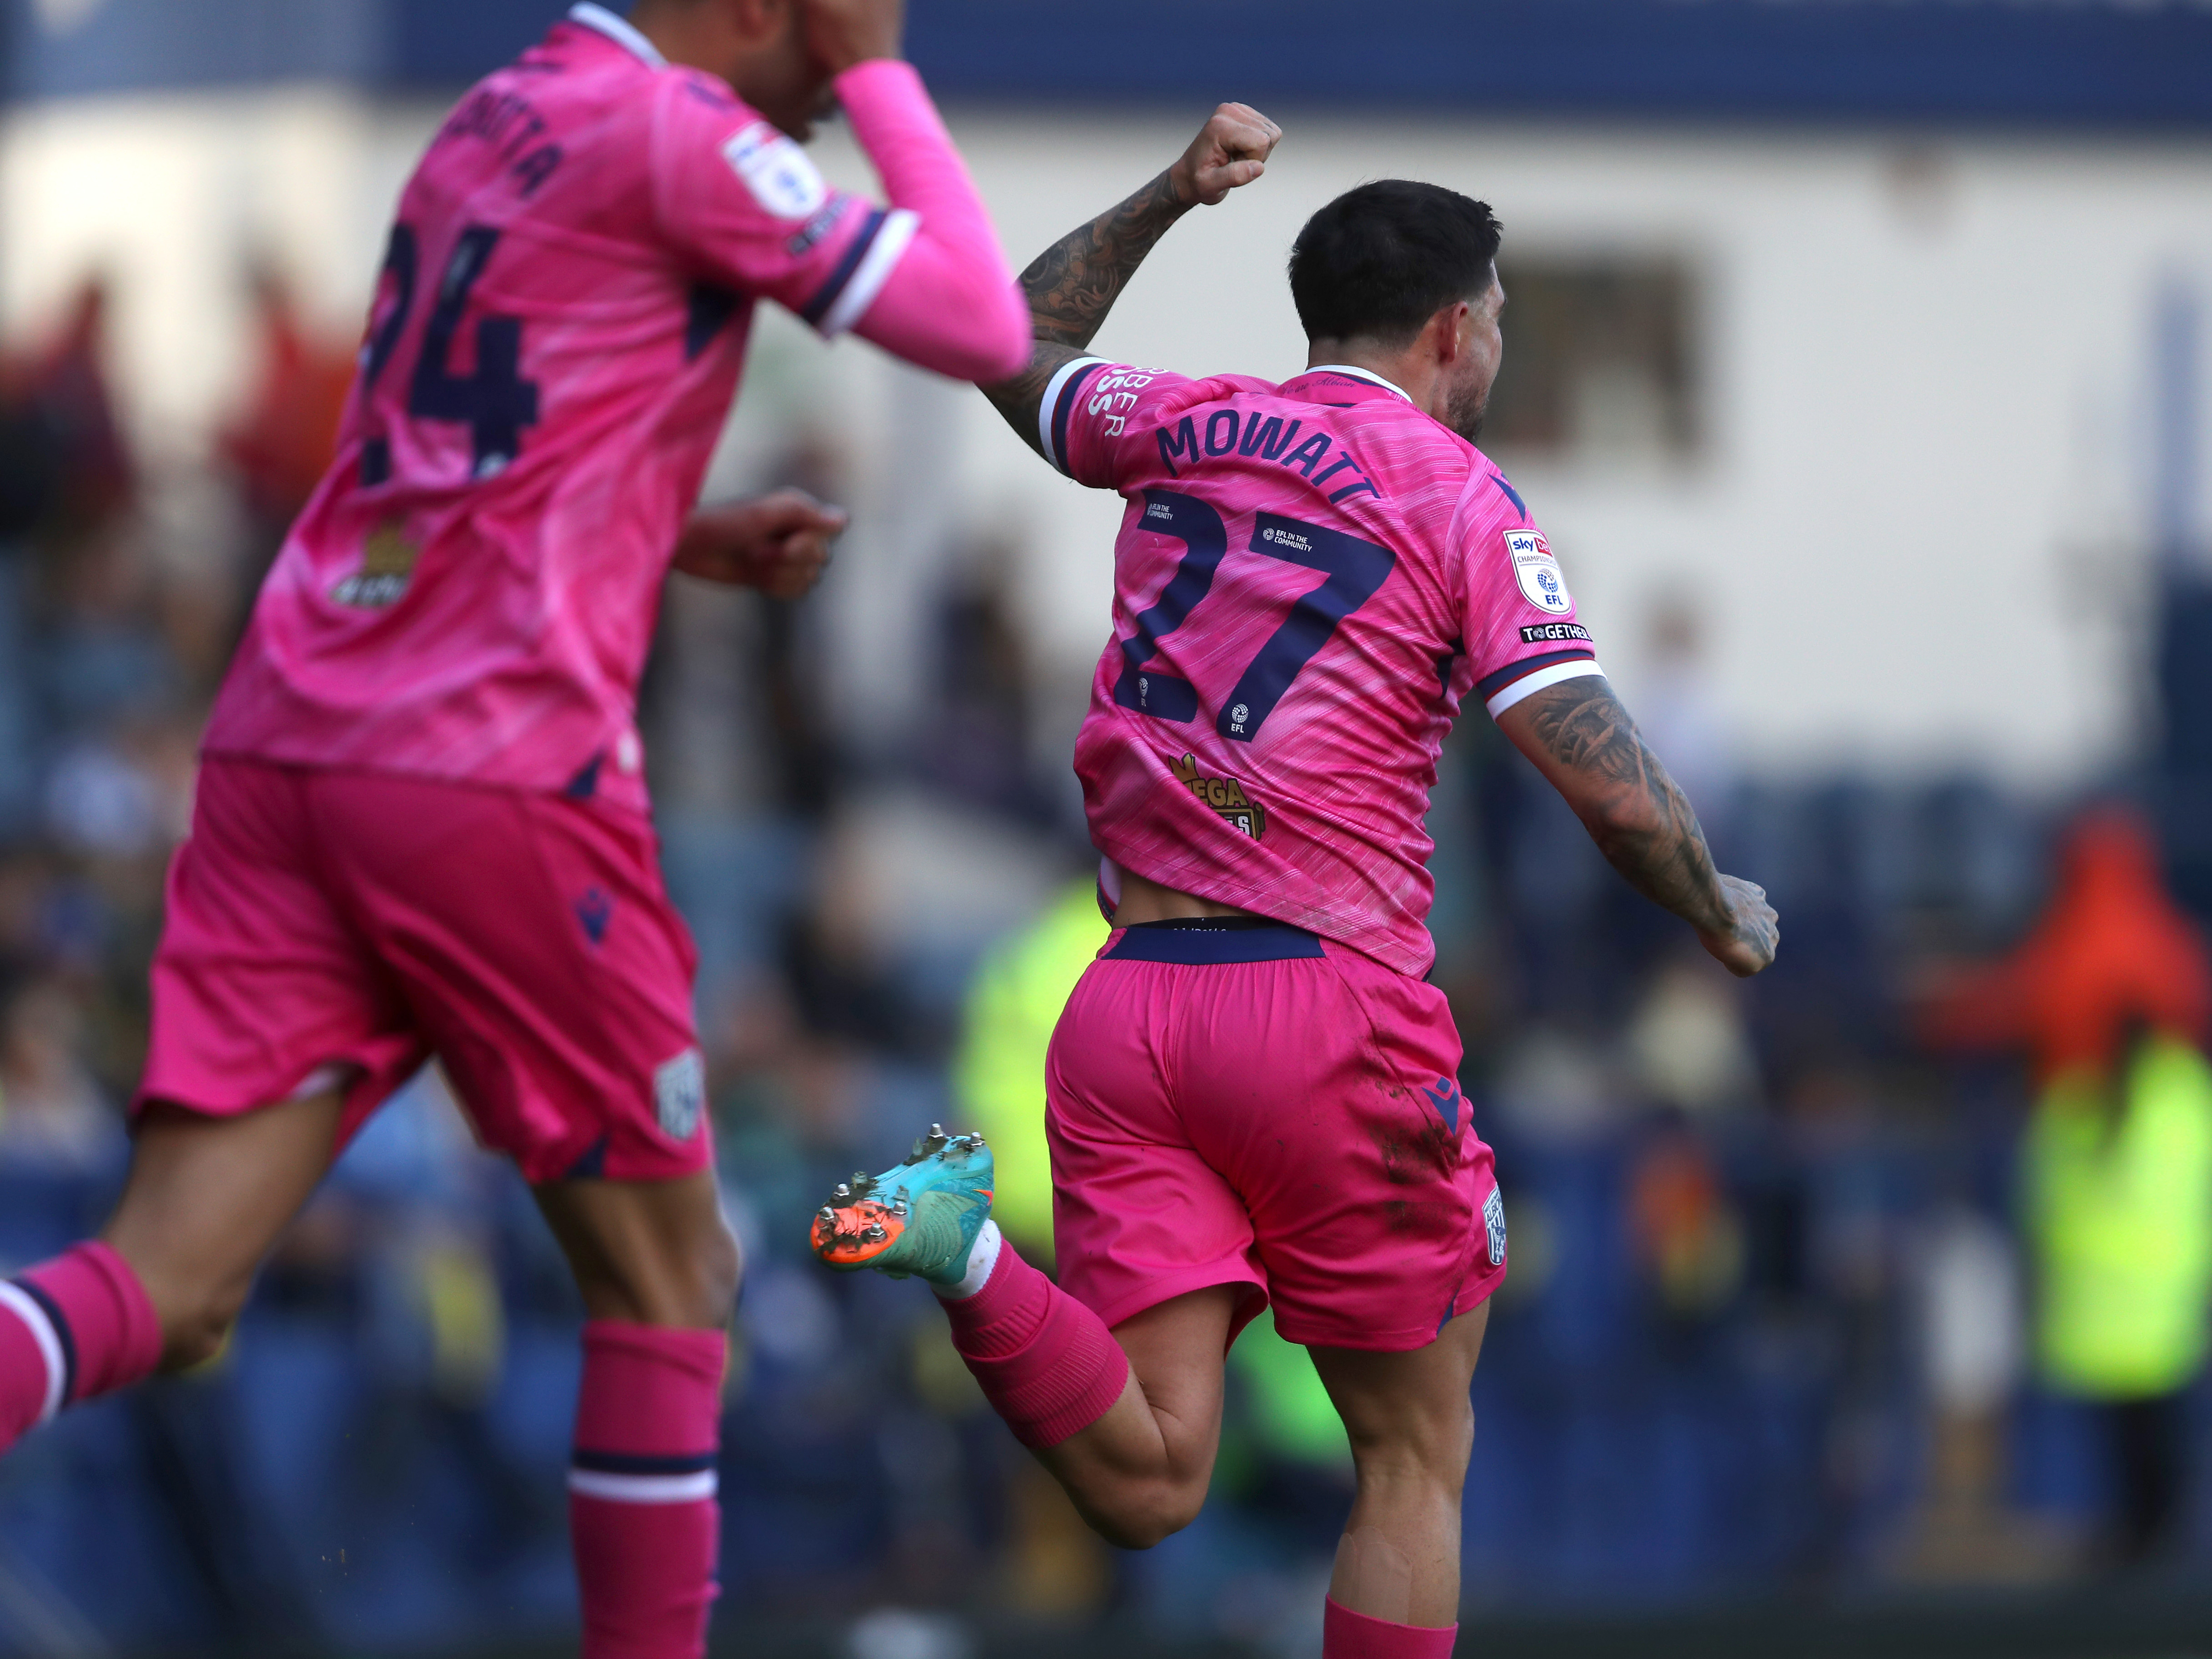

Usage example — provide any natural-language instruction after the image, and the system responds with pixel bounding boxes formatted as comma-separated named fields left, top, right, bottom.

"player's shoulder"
left=1450, top=440, right=1538, bottom=533
left=1164, top=370, right=1280, bottom=412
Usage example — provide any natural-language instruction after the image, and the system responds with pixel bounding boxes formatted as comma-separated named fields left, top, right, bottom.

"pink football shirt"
left=205, top=5, right=1025, bottom=811
left=1046, top=358, right=1605, bottom=978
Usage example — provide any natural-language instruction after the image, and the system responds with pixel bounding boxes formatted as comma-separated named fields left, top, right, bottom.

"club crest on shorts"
left=1170, top=753, right=1266, bottom=839
left=722, top=121, right=827, bottom=220
left=654, top=1049, right=706, bottom=1142
left=1483, top=1186, right=1508, bottom=1268
left=1504, top=528, right=1572, bottom=616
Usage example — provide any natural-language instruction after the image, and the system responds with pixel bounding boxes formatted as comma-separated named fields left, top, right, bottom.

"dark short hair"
left=1288, top=181, right=1501, bottom=346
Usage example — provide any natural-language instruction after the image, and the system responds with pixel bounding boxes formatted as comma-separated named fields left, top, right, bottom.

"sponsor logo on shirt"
left=1086, top=369, right=1156, bottom=439
left=1170, top=753, right=1267, bottom=840
left=785, top=195, right=854, bottom=257
left=722, top=121, right=828, bottom=220
left=1519, top=622, right=1593, bottom=644
left=1505, top=528, right=1572, bottom=615
left=654, top=1048, right=706, bottom=1142
left=329, top=519, right=421, bottom=608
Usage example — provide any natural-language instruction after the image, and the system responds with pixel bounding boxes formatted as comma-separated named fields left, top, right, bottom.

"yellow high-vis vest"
left=2023, top=1036, right=2212, bottom=1400
left=952, top=880, right=1109, bottom=1260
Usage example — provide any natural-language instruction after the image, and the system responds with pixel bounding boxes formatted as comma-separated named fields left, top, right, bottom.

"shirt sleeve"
left=1039, top=357, right=1196, bottom=490
left=1456, top=472, right=1605, bottom=718
left=649, top=63, right=1027, bottom=382
left=649, top=70, right=918, bottom=336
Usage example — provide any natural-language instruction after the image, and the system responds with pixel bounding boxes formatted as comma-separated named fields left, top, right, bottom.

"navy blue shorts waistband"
left=1104, top=917, right=1326, bottom=965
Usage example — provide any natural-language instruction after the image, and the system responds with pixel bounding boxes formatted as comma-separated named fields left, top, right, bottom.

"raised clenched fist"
left=1169, top=103, right=1283, bottom=209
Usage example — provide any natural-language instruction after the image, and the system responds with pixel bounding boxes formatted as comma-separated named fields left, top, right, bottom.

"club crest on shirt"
left=722, top=122, right=827, bottom=220
left=654, top=1048, right=706, bottom=1143
left=1504, top=528, right=1572, bottom=616
left=330, top=519, right=421, bottom=608
left=1171, top=754, right=1267, bottom=840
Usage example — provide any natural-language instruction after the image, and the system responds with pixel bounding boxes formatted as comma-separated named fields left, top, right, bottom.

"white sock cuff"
left=566, top=1468, right=719, bottom=1505
left=0, top=1282, right=66, bottom=1427
left=934, top=1219, right=1004, bottom=1302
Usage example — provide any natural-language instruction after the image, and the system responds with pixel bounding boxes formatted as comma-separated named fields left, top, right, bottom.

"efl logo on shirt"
left=1505, top=528, right=1572, bottom=615
left=722, top=122, right=828, bottom=220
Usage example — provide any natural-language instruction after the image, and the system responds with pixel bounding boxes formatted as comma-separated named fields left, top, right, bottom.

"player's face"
left=1443, top=272, right=1505, bottom=442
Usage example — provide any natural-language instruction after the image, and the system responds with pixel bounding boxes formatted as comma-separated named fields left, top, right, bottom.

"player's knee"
left=640, top=1213, right=743, bottom=1328
left=1344, top=1396, right=1475, bottom=1495
left=155, top=1282, right=250, bottom=1373
left=1087, top=1474, right=1209, bottom=1551
left=695, top=1219, right=744, bottom=1317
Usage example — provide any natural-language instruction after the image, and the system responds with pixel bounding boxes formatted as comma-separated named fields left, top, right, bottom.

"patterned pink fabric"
left=1048, top=360, right=1604, bottom=978
left=205, top=9, right=1024, bottom=809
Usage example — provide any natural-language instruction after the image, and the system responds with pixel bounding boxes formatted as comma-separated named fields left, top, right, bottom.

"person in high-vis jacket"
left=1930, top=807, right=2212, bottom=1566
left=2022, top=1025, right=2212, bottom=1563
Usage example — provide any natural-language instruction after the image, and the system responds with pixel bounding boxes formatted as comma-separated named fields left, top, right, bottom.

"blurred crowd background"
left=2, top=1, right=2212, bottom=1654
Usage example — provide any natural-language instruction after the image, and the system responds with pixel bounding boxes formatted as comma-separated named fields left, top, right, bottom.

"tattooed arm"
left=1498, top=676, right=1780, bottom=977
left=981, top=103, right=1282, bottom=458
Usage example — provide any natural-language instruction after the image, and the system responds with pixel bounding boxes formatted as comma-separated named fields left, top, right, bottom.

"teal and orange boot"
left=809, top=1124, right=994, bottom=1288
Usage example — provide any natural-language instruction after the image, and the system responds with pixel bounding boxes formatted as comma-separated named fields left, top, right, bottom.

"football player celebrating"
left=815, top=106, right=1776, bottom=1659
left=0, top=2, right=1027, bottom=1654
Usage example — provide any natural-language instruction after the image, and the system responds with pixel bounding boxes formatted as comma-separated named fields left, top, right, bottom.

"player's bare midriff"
left=1111, top=867, right=1261, bottom=926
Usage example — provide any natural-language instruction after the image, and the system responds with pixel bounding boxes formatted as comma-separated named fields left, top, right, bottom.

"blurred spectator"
left=1624, top=955, right=1758, bottom=1118
left=1, top=276, right=135, bottom=547
left=950, top=876, right=1105, bottom=1264
left=1630, top=587, right=1732, bottom=827
left=216, top=260, right=355, bottom=624
left=2021, top=1026, right=2212, bottom=1569
left=1925, top=807, right=2211, bottom=1080
left=1626, top=1122, right=1745, bottom=1327
left=0, top=975, right=123, bottom=1171
left=1929, top=807, right=2212, bottom=1569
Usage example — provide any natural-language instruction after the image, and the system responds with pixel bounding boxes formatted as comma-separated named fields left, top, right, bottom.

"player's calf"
left=530, top=1170, right=740, bottom=1659
left=1308, top=1306, right=1491, bottom=1655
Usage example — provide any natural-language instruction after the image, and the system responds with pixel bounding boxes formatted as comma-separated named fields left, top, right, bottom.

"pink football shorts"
left=137, top=756, right=710, bottom=1185
left=1045, top=917, right=1506, bottom=1352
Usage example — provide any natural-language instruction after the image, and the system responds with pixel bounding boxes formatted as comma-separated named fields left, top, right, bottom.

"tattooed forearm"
left=1513, top=678, right=1732, bottom=935
left=1020, top=169, right=1189, bottom=350
left=981, top=169, right=1193, bottom=455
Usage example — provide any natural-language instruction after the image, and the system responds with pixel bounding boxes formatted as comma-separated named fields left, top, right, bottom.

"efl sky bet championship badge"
left=722, top=122, right=828, bottom=220
left=1505, top=528, right=1572, bottom=615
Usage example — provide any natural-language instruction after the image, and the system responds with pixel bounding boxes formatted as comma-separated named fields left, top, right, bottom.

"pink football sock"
left=0, top=1242, right=162, bottom=1453
left=939, top=1242, right=1130, bottom=1449
left=568, top=1322, right=726, bottom=1659
left=1323, top=1595, right=1459, bottom=1659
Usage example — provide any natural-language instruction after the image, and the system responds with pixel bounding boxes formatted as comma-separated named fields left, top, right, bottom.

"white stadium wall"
left=2, top=91, right=2208, bottom=787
